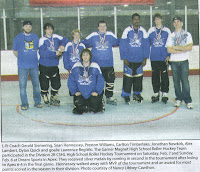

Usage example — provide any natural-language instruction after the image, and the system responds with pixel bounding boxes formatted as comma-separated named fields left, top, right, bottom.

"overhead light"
left=167, top=2, right=171, bottom=4
left=124, top=4, right=129, bottom=7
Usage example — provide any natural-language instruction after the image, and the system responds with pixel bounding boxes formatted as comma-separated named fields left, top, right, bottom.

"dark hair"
left=132, top=13, right=140, bottom=19
left=44, top=23, right=54, bottom=31
left=98, top=20, right=107, bottom=27
left=153, top=13, right=162, bottom=21
left=80, top=48, right=92, bottom=61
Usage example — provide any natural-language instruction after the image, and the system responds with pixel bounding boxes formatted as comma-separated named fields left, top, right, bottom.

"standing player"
left=148, top=13, right=171, bottom=104
left=63, top=29, right=85, bottom=73
left=68, top=49, right=105, bottom=114
left=39, top=23, right=68, bottom=106
left=120, top=13, right=150, bottom=104
left=13, top=21, right=42, bottom=110
left=166, top=17, right=193, bottom=109
left=82, top=20, right=120, bottom=105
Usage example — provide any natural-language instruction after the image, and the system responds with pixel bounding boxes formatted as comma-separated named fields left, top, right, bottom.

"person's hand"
left=124, top=59, right=129, bottom=66
left=91, top=92, right=98, bottom=96
left=142, top=58, right=147, bottom=67
left=165, top=56, right=170, bottom=65
left=59, top=45, right=65, bottom=52
left=75, top=92, right=81, bottom=96
left=56, top=50, right=62, bottom=56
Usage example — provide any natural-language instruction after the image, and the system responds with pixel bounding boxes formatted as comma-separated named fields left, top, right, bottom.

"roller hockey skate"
left=133, top=93, right=143, bottom=103
left=151, top=93, right=159, bottom=103
left=106, top=97, right=117, bottom=105
left=161, top=93, right=168, bottom=104
left=124, top=96, right=130, bottom=105
left=50, top=95, right=60, bottom=106
left=42, top=94, right=50, bottom=106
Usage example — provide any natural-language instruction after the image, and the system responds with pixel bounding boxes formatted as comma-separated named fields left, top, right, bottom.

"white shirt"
left=166, top=30, right=193, bottom=61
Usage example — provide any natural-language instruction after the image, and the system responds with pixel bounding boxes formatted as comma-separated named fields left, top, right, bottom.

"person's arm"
left=13, top=51, right=18, bottom=57
left=167, top=46, right=183, bottom=54
left=172, top=43, right=193, bottom=52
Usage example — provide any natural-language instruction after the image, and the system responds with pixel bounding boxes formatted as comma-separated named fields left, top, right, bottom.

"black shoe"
left=162, top=96, right=168, bottom=104
left=151, top=95, right=159, bottom=103
left=133, top=94, right=143, bottom=103
left=125, top=96, right=130, bottom=104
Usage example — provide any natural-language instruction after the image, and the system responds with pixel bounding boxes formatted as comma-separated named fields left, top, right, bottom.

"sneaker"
left=37, top=104, right=43, bottom=108
left=21, top=106, right=28, bottom=110
left=186, top=103, right=193, bottom=109
left=175, top=100, right=181, bottom=107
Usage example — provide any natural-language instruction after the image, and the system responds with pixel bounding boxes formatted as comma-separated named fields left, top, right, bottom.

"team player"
left=120, top=13, right=150, bottom=104
left=39, top=23, right=68, bottom=106
left=63, top=29, right=85, bottom=72
left=82, top=20, right=120, bottom=105
left=13, top=21, right=42, bottom=110
left=166, top=17, right=193, bottom=109
left=148, top=13, right=171, bottom=104
left=68, top=49, right=105, bottom=114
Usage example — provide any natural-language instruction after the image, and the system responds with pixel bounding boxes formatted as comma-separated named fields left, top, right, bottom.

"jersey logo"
left=153, top=37, right=165, bottom=47
left=95, top=41, right=109, bottom=50
left=24, top=40, right=34, bottom=51
left=70, top=49, right=80, bottom=63
left=78, top=71, right=92, bottom=85
left=129, top=35, right=141, bottom=47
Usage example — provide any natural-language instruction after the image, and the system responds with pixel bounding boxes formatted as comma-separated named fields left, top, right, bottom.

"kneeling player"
left=68, top=49, right=105, bottom=114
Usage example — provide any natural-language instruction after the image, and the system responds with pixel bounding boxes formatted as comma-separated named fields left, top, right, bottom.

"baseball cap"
left=23, top=21, right=32, bottom=26
left=173, top=17, right=182, bottom=22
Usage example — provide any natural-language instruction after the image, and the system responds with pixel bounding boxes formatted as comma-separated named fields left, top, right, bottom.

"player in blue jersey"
left=82, top=20, right=120, bottom=105
left=13, top=21, right=42, bottom=110
left=148, top=13, right=171, bottom=104
left=68, top=49, right=105, bottom=114
left=63, top=29, right=85, bottom=73
left=120, top=13, right=150, bottom=104
left=39, top=23, right=68, bottom=106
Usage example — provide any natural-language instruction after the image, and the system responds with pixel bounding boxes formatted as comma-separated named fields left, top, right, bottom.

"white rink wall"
left=1, top=46, right=199, bottom=75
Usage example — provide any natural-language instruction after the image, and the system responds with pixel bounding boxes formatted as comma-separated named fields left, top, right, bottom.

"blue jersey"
left=120, top=25, right=150, bottom=62
left=39, top=34, right=68, bottom=67
left=82, top=31, right=119, bottom=67
left=148, top=26, right=171, bottom=61
left=63, top=41, right=85, bottom=71
left=13, top=32, right=39, bottom=68
left=68, top=62, right=105, bottom=99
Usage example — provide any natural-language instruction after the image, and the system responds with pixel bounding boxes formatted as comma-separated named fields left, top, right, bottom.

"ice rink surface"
left=1, top=76, right=200, bottom=142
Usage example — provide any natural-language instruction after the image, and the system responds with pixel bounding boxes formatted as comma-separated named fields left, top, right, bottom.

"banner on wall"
left=30, top=0, right=155, bottom=6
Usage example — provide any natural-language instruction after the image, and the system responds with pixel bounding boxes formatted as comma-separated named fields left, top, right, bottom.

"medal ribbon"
left=98, top=32, right=106, bottom=46
left=72, top=41, right=79, bottom=56
left=175, top=30, right=183, bottom=45
left=46, top=35, right=54, bottom=50
left=155, top=26, right=163, bottom=40
left=132, top=25, right=140, bottom=39
left=83, top=64, right=90, bottom=78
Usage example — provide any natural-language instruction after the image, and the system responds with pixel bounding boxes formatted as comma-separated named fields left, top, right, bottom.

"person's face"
left=154, top=17, right=162, bottom=26
left=73, top=32, right=80, bottom=41
left=132, top=16, right=140, bottom=28
left=23, top=24, right=32, bottom=34
left=173, top=20, right=183, bottom=30
left=98, top=23, right=107, bottom=33
left=45, top=26, right=53, bottom=36
left=82, top=52, right=91, bottom=63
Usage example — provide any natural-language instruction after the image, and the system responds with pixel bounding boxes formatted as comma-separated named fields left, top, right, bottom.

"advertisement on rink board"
left=30, top=0, right=155, bottom=6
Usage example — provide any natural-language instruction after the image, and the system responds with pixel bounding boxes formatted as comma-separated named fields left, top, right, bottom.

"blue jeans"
left=171, top=60, right=192, bottom=104
left=18, top=67, right=41, bottom=108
